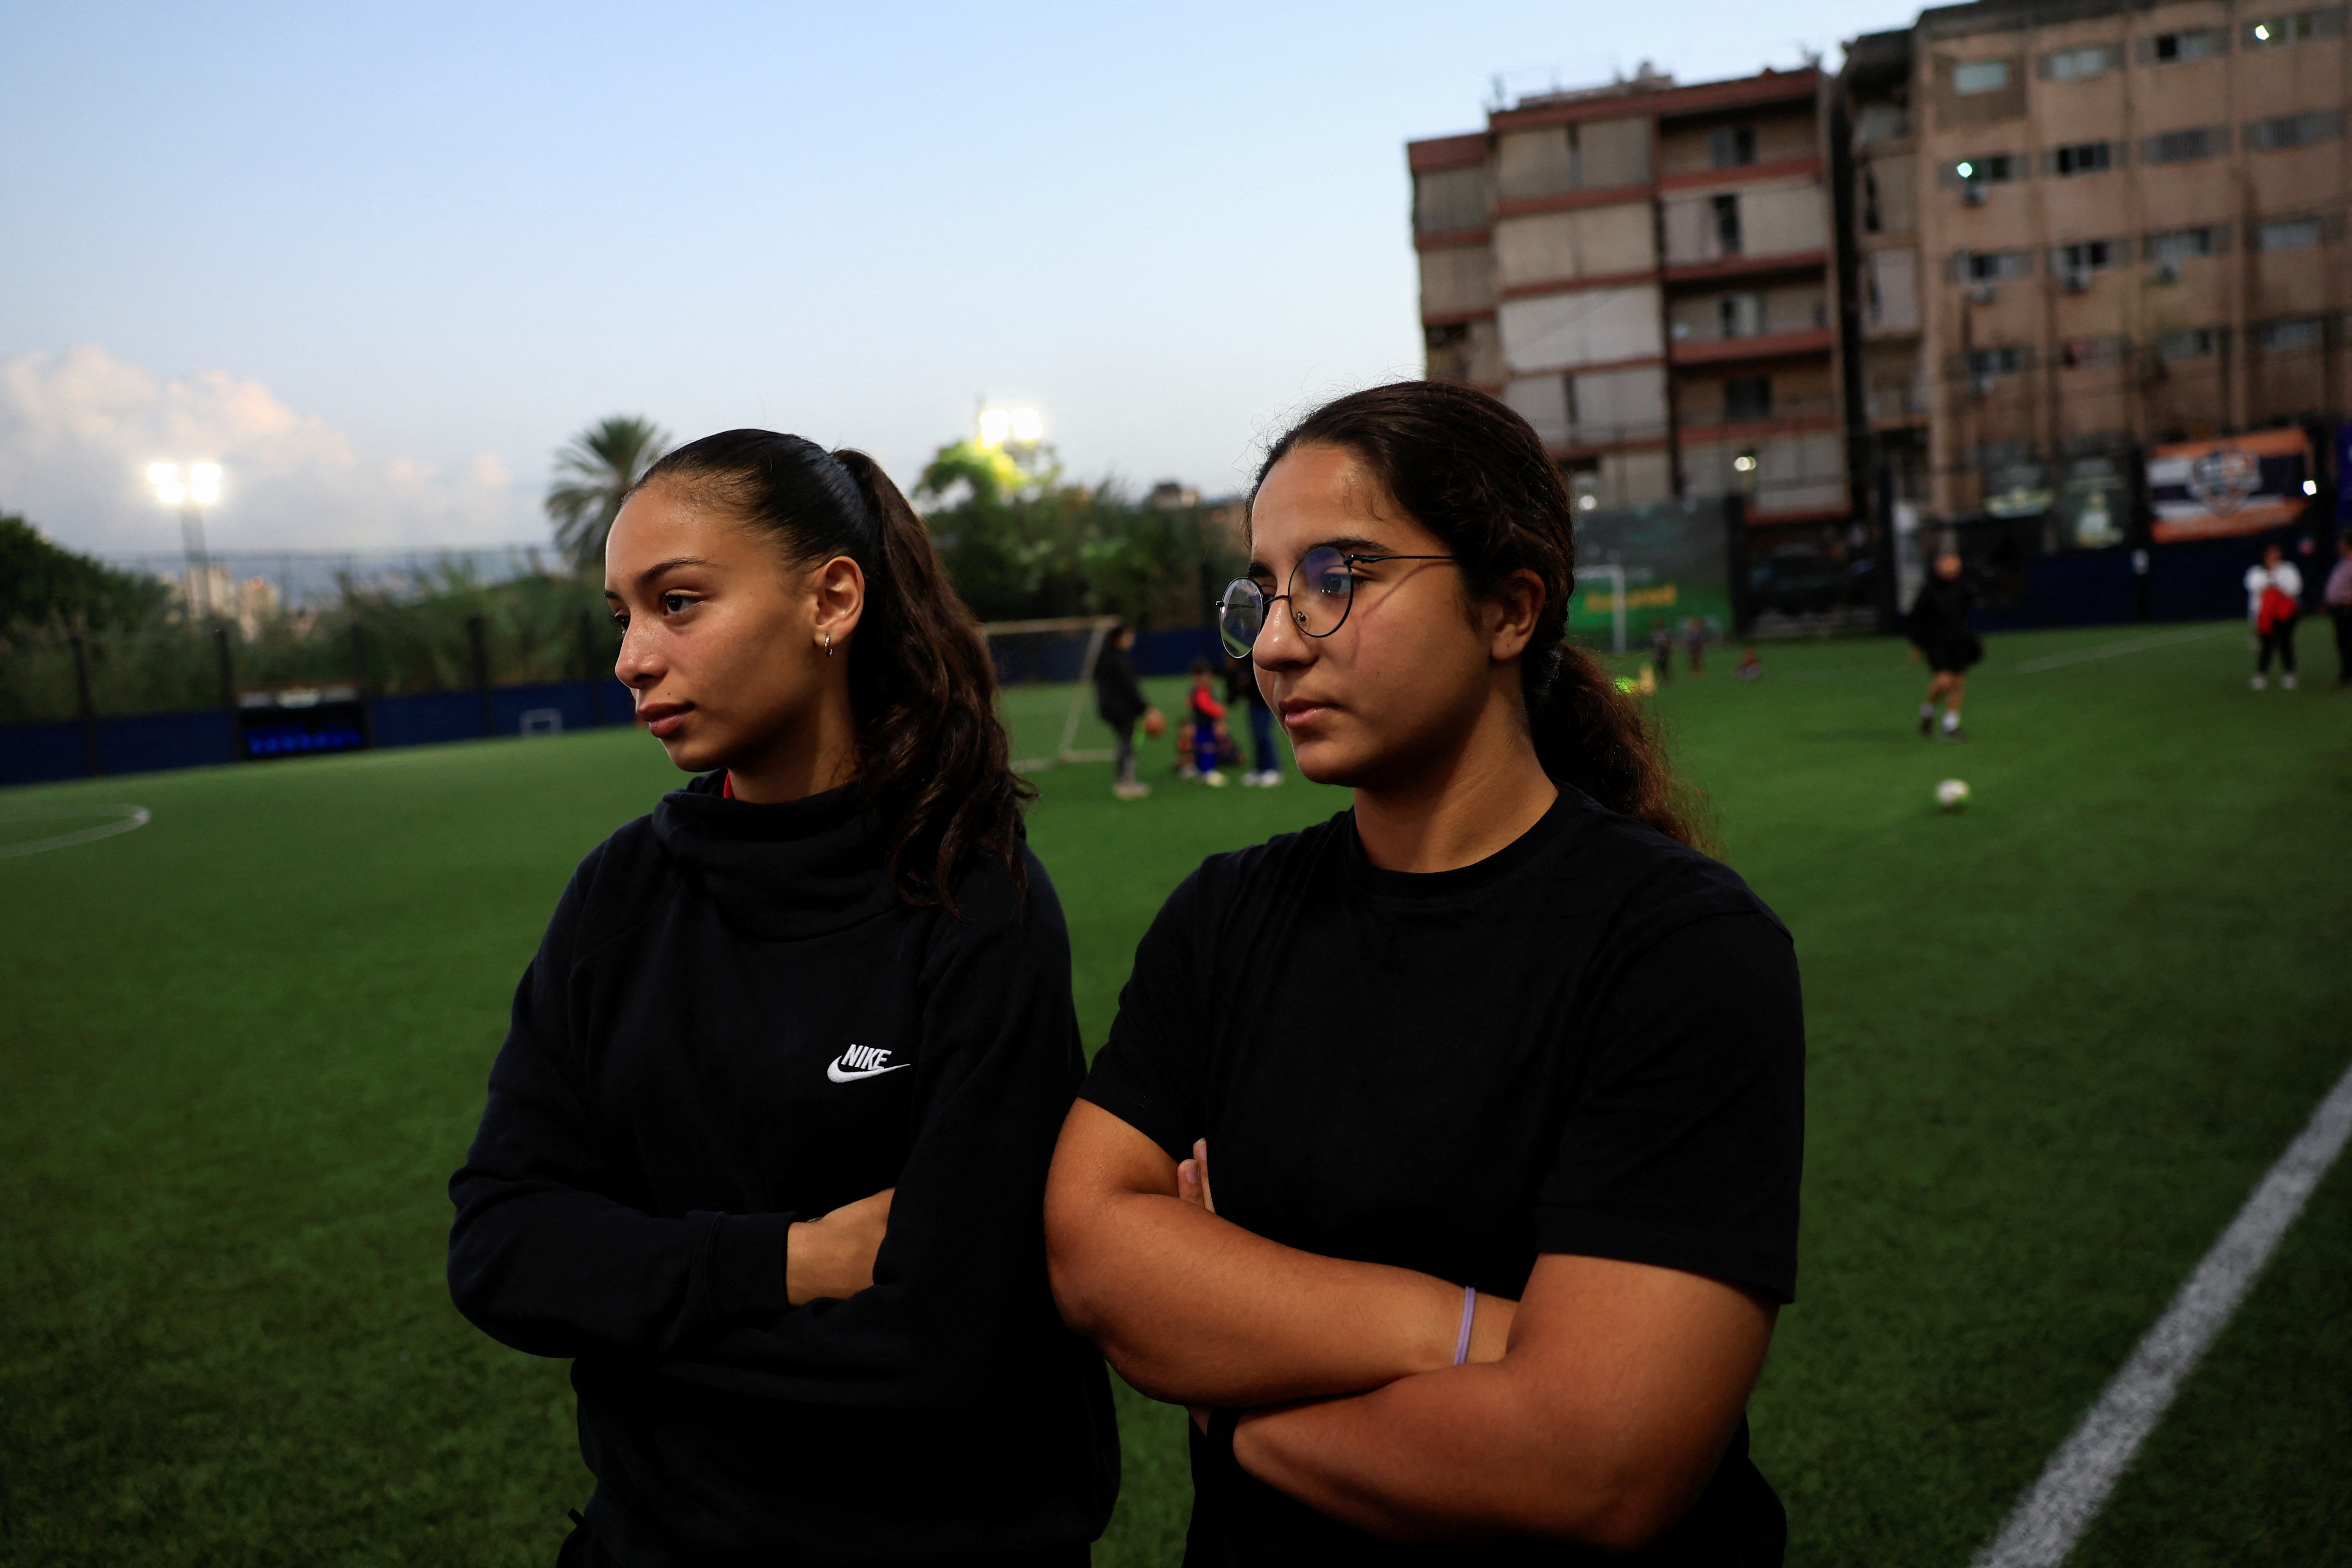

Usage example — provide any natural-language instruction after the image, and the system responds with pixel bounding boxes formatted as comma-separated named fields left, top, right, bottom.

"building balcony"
left=1669, top=327, right=1835, bottom=365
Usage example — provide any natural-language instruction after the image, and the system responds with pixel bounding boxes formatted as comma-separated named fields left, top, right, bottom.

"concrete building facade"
left=1410, top=66, right=1853, bottom=528
left=1838, top=0, right=2349, bottom=551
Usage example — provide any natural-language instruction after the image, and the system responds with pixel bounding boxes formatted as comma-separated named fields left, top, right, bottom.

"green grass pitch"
left=2, top=627, right=2346, bottom=1566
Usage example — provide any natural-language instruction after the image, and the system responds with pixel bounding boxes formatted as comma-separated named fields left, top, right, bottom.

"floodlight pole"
left=181, top=501, right=212, bottom=619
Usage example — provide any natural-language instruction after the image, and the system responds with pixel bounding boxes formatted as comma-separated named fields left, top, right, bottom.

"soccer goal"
left=978, top=615, right=1123, bottom=773
left=1572, top=564, right=1628, bottom=653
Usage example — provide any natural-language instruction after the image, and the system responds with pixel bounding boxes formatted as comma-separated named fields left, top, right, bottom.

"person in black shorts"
left=1045, top=382, right=1804, bottom=1566
left=1907, top=551, right=1981, bottom=738
left=447, top=431, right=1116, bottom=1567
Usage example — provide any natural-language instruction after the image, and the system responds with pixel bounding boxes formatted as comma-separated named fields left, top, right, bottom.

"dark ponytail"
left=633, top=430, right=1032, bottom=911
left=1253, top=382, right=1708, bottom=850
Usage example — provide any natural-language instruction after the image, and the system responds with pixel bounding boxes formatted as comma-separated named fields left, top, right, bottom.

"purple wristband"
left=1454, top=1285, right=1477, bottom=1366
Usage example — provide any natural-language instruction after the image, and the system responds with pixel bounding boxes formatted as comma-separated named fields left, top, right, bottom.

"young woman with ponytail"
left=449, top=430, right=1116, bottom=1567
left=1046, top=383, right=1803, bottom=1566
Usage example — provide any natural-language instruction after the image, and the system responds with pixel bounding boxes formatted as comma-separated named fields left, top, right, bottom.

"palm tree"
left=546, top=415, right=671, bottom=571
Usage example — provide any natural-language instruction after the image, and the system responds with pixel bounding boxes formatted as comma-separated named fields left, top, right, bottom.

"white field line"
left=2013, top=623, right=2242, bottom=674
left=1971, top=1056, right=2352, bottom=1568
left=0, top=803, right=151, bottom=861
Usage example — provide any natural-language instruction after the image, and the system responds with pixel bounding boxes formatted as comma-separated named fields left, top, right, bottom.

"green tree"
left=0, top=514, right=173, bottom=632
left=545, top=415, right=671, bottom=571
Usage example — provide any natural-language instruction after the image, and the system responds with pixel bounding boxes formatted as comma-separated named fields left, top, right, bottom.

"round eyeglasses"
left=1216, top=546, right=1458, bottom=659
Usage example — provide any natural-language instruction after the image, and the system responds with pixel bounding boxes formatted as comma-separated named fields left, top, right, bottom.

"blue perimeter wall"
left=0, top=633, right=1231, bottom=789
left=0, top=679, right=637, bottom=788
left=1968, top=532, right=2312, bottom=632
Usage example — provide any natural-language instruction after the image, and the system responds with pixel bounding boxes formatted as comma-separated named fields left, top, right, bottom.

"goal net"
left=978, top=615, right=1122, bottom=773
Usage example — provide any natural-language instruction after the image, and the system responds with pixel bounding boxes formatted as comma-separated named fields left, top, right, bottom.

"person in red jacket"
left=1186, top=657, right=1230, bottom=785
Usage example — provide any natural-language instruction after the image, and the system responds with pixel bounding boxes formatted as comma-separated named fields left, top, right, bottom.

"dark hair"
left=1189, top=658, right=1211, bottom=677
left=633, top=429, right=1031, bottom=911
left=1252, top=382, right=1707, bottom=849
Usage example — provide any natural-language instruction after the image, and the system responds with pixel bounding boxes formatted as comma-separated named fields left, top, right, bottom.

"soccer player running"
left=448, top=431, right=1116, bottom=1567
left=1045, top=383, right=1804, bottom=1566
left=1907, top=550, right=1981, bottom=738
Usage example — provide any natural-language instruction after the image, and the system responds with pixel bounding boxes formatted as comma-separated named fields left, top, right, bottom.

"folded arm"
left=1235, top=1252, right=1776, bottom=1553
left=1044, top=1100, right=1510, bottom=1407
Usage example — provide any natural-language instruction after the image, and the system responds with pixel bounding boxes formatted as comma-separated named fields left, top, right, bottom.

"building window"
left=2248, top=110, right=2346, bottom=150
left=1970, top=346, right=2029, bottom=375
left=1724, top=377, right=1773, bottom=422
left=1854, top=104, right=1910, bottom=146
left=1954, top=59, right=2011, bottom=94
left=2259, top=317, right=2324, bottom=350
left=2144, top=27, right=2228, bottom=62
left=1708, top=126, right=1758, bottom=168
left=1424, top=322, right=1470, bottom=351
left=2040, top=44, right=2119, bottom=80
left=2141, top=126, right=2229, bottom=163
left=2054, top=239, right=2118, bottom=273
left=1958, top=248, right=2033, bottom=281
left=1862, top=165, right=1884, bottom=232
left=1974, top=440, right=2032, bottom=470
left=1952, top=153, right=2021, bottom=185
left=2155, top=328, right=2220, bottom=360
left=2245, top=9, right=2348, bottom=47
left=2046, top=141, right=2120, bottom=175
left=2255, top=216, right=2324, bottom=250
left=1717, top=293, right=1765, bottom=337
left=2146, top=225, right=2226, bottom=263
left=2062, top=337, right=2125, bottom=367
left=1712, top=193, right=1743, bottom=255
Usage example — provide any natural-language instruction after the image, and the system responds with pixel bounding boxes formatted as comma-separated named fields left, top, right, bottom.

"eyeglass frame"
left=1215, top=548, right=1459, bottom=658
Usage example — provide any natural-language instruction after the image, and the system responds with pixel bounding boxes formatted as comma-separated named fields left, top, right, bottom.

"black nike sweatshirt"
left=447, top=774, right=1118, bottom=1565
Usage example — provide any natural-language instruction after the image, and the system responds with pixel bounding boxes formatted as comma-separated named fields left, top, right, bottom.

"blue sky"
left=0, top=1, right=1911, bottom=555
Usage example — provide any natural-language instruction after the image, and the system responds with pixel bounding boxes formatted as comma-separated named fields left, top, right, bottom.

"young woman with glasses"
left=1045, top=382, right=1803, bottom=1565
left=447, top=430, right=1117, bottom=1566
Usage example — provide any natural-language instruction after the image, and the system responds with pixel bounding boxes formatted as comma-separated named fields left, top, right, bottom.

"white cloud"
left=0, top=345, right=533, bottom=558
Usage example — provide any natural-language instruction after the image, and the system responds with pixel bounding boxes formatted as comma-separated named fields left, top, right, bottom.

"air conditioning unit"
left=1965, top=183, right=1989, bottom=206
left=2152, top=261, right=2181, bottom=285
left=1972, top=284, right=2000, bottom=305
left=2063, top=271, right=2092, bottom=293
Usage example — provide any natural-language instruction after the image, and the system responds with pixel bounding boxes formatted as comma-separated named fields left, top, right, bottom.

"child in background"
left=1186, top=658, right=1229, bottom=785
left=1650, top=619, right=1674, bottom=684
left=1736, top=646, right=1763, bottom=681
left=1684, top=614, right=1707, bottom=676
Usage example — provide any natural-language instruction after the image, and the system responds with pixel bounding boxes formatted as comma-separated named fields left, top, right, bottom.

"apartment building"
left=1898, top=0, right=2349, bottom=527
left=1410, top=66, right=1851, bottom=528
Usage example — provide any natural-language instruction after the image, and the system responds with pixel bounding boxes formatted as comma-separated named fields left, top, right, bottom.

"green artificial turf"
left=0, top=626, right=2345, bottom=1566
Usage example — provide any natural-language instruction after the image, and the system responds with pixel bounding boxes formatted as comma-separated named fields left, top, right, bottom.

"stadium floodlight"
left=976, top=406, right=1045, bottom=451
left=2303, top=478, right=2319, bottom=496
left=150, top=458, right=222, bottom=618
left=1956, top=161, right=1974, bottom=179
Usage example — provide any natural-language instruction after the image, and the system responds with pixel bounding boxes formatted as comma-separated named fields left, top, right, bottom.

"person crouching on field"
left=1046, top=381, right=1804, bottom=1567
left=447, top=430, right=1115, bottom=1568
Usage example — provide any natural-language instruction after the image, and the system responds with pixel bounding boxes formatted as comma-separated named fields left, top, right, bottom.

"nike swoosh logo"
left=827, top=1057, right=912, bottom=1084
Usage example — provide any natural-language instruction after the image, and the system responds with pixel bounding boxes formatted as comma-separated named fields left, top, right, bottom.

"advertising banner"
left=1565, top=497, right=1734, bottom=644
left=2146, top=428, right=2311, bottom=543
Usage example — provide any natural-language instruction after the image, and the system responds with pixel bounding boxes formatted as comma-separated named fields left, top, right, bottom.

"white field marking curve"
left=0, top=803, right=153, bottom=861
left=2013, top=623, right=2242, bottom=674
left=1970, top=1056, right=2352, bottom=1568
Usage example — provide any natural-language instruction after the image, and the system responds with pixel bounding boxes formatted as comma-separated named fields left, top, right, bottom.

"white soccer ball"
left=1935, top=778, right=1970, bottom=812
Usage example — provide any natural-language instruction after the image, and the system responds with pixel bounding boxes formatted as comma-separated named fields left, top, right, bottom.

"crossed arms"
left=1043, top=1099, right=1776, bottom=1552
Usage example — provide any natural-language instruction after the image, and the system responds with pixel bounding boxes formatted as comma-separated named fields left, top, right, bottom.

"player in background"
left=1185, top=658, right=1230, bottom=785
left=1906, top=551, right=1981, bottom=738
left=1225, top=653, right=1283, bottom=787
left=1093, top=621, right=1156, bottom=799
left=1046, top=382, right=1803, bottom=1567
left=447, top=430, right=1115, bottom=1568
left=2245, top=541, right=2303, bottom=691
left=2324, top=532, right=2352, bottom=689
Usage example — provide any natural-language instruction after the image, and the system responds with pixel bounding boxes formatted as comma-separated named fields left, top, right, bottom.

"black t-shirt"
left=1080, top=788, right=1804, bottom=1567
